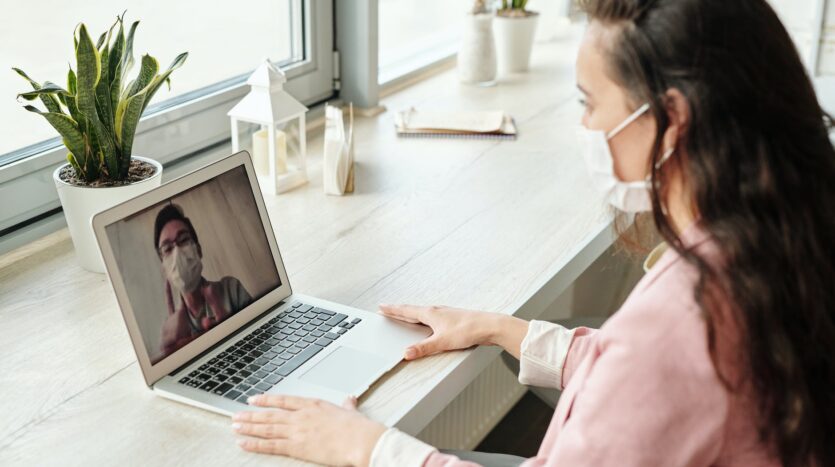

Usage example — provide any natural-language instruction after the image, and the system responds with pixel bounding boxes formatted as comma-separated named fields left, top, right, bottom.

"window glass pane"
left=2, top=0, right=301, bottom=158
left=378, top=0, right=467, bottom=79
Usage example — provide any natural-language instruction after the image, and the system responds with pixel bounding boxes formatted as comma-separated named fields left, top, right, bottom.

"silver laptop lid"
left=92, top=151, right=292, bottom=386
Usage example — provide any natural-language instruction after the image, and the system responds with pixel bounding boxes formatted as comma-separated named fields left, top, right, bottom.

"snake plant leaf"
left=122, top=21, right=140, bottom=75
left=67, top=67, right=77, bottom=94
left=116, top=54, right=157, bottom=143
left=117, top=86, right=150, bottom=169
left=96, top=41, right=113, bottom=134
left=139, top=52, right=188, bottom=115
left=16, top=82, right=69, bottom=101
left=108, top=18, right=125, bottom=108
left=23, top=105, right=86, bottom=165
left=76, top=23, right=118, bottom=177
left=67, top=152, right=83, bottom=177
left=12, top=68, right=64, bottom=114
left=126, top=54, right=158, bottom=98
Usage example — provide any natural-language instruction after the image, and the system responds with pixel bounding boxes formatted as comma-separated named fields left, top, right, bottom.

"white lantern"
left=228, top=59, right=308, bottom=194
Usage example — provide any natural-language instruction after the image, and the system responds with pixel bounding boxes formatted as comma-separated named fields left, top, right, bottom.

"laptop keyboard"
left=176, top=301, right=361, bottom=404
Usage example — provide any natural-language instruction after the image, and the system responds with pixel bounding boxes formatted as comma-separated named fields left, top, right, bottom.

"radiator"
left=415, top=355, right=527, bottom=450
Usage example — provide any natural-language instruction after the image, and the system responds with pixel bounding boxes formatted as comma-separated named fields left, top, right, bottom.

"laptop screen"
left=104, top=165, right=281, bottom=365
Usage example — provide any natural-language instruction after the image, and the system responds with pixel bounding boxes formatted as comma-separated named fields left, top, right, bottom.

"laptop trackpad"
left=300, top=346, right=389, bottom=394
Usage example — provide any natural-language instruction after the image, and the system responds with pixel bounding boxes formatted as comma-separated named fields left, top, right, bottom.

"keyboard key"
left=287, top=347, right=301, bottom=354
left=213, top=383, right=234, bottom=396
left=199, top=380, right=219, bottom=392
left=277, top=345, right=323, bottom=377
left=254, top=382, right=272, bottom=392
left=238, top=370, right=252, bottom=378
left=351, top=318, right=361, bottom=324
left=288, top=323, right=302, bottom=330
left=229, top=376, right=243, bottom=385
left=298, top=305, right=314, bottom=313
left=224, top=390, right=243, bottom=401
left=336, top=328, right=347, bottom=335
left=291, top=302, right=302, bottom=308
left=245, top=376, right=259, bottom=385
left=319, top=325, right=333, bottom=332
left=236, top=395, right=250, bottom=403
left=245, top=388, right=262, bottom=396
left=302, top=324, right=316, bottom=332
left=325, top=332, right=340, bottom=340
left=215, top=374, right=229, bottom=382
left=314, top=307, right=334, bottom=316
left=315, top=337, right=333, bottom=347
left=265, top=374, right=283, bottom=385
left=312, top=330, right=324, bottom=337
left=325, top=313, right=348, bottom=327
left=303, top=336, right=317, bottom=343
left=236, top=383, right=252, bottom=393
left=188, top=370, right=200, bottom=378
left=263, top=363, right=278, bottom=373
left=196, top=373, right=212, bottom=382
left=178, top=377, right=190, bottom=384
left=254, top=370, right=268, bottom=379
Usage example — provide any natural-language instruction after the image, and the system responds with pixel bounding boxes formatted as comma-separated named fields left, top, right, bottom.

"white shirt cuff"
left=518, top=320, right=576, bottom=389
left=369, top=427, right=437, bottom=467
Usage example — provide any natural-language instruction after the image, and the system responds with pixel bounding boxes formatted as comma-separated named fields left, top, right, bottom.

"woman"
left=230, top=0, right=835, bottom=465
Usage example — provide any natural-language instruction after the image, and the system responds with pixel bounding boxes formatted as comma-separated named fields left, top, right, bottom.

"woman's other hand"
left=379, top=304, right=529, bottom=360
left=234, top=394, right=386, bottom=467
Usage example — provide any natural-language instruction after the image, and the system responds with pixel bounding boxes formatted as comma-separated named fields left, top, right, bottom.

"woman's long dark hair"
left=581, top=0, right=835, bottom=465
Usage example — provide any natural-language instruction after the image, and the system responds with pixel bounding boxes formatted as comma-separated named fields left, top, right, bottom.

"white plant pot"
left=493, top=12, right=539, bottom=74
left=53, top=156, right=163, bottom=273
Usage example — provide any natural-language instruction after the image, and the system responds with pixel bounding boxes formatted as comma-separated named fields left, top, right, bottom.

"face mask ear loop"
left=655, top=147, right=675, bottom=169
left=606, top=103, right=651, bottom=140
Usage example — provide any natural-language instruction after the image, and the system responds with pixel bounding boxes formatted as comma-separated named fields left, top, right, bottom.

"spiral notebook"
left=394, top=108, right=517, bottom=140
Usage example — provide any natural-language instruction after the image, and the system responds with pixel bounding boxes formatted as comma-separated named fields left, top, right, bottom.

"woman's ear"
left=662, top=88, right=690, bottom=152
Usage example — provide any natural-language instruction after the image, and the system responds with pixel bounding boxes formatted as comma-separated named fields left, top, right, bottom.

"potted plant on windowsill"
left=14, top=14, right=187, bottom=273
left=494, top=0, right=539, bottom=74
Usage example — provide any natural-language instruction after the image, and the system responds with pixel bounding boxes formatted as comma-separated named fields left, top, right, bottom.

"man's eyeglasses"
left=158, top=232, right=195, bottom=258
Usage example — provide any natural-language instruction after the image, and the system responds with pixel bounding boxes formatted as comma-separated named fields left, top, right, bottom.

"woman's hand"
left=233, top=394, right=386, bottom=467
left=379, top=304, right=530, bottom=360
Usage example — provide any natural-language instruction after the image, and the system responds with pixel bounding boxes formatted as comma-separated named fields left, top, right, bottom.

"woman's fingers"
left=404, top=335, right=444, bottom=360
left=378, top=304, right=425, bottom=323
left=233, top=408, right=292, bottom=424
left=233, top=422, right=291, bottom=439
left=249, top=394, right=320, bottom=410
left=237, top=438, right=292, bottom=456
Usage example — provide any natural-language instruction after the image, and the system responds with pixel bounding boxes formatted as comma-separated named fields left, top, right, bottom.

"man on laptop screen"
left=105, top=166, right=280, bottom=364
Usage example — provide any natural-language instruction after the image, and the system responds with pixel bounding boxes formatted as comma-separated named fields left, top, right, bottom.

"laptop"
left=92, top=151, right=430, bottom=415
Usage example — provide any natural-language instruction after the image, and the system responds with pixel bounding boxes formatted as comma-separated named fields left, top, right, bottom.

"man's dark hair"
left=153, top=204, right=201, bottom=257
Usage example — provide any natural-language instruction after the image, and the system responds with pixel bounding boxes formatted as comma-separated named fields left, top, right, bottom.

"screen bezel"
left=92, top=151, right=292, bottom=386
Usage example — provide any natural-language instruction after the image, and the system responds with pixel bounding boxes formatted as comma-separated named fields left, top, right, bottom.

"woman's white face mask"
left=577, top=103, right=673, bottom=213
left=162, top=242, right=203, bottom=292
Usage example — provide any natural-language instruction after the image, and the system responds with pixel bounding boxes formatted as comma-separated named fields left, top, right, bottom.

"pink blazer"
left=369, top=224, right=778, bottom=466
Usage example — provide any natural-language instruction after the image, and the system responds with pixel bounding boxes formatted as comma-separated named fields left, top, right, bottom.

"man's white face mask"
left=162, top=242, right=203, bottom=292
left=577, top=103, right=673, bottom=213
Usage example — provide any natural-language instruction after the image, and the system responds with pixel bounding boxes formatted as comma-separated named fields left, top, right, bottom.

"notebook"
left=394, top=108, right=517, bottom=140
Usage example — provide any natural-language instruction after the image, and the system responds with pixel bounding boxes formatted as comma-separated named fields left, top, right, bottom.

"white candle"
left=252, top=128, right=288, bottom=176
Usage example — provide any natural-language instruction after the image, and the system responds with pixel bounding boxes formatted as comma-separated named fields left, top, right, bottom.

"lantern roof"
left=227, top=59, right=308, bottom=124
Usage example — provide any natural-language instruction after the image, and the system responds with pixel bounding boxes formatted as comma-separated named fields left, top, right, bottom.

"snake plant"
left=14, top=14, right=188, bottom=183
left=500, top=0, right=530, bottom=11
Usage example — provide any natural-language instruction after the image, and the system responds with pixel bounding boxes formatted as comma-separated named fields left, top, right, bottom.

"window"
left=0, top=0, right=333, bottom=241
left=377, top=0, right=467, bottom=84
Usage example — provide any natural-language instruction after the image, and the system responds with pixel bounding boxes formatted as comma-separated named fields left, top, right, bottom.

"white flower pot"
left=493, top=12, right=539, bottom=74
left=53, top=156, right=163, bottom=273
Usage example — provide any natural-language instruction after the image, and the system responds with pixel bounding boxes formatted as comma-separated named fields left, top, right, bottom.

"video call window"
left=105, top=166, right=281, bottom=364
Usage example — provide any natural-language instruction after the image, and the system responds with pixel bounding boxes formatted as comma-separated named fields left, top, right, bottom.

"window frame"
left=0, top=0, right=334, bottom=239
